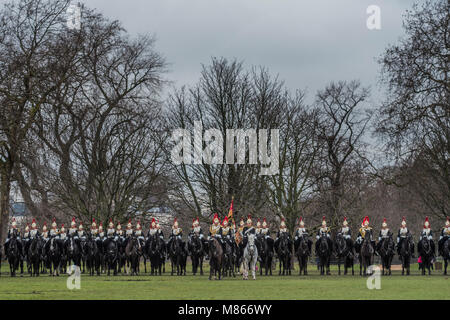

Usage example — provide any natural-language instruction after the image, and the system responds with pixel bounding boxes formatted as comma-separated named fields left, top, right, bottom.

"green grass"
left=0, top=262, right=448, bottom=300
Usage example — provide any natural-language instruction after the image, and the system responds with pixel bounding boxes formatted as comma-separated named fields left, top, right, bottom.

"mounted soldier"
left=68, top=217, right=77, bottom=238
left=189, top=217, right=204, bottom=240
left=397, top=216, right=411, bottom=255
left=106, top=219, right=117, bottom=241
left=30, top=219, right=39, bottom=239
left=356, top=216, right=375, bottom=249
left=5, top=217, right=22, bottom=256
left=147, top=218, right=158, bottom=238
left=98, top=222, right=105, bottom=240
left=23, top=224, right=30, bottom=240
left=220, top=216, right=233, bottom=247
left=168, top=217, right=183, bottom=249
left=255, top=219, right=262, bottom=235
left=42, top=222, right=49, bottom=242
left=316, top=216, right=332, bottom=253
left=59, top=224, right=67, bottom=242
left=419, top=216, right=435, bottom=258
left=338, top=217, right=352, bottom=249
left=116, top=222, right=124, bottom=239
left=260, top=218, right=270, bottom=239
left=135, top=220, right=145, bottom=247
left=49, top=218, right=59, bottom=238
left=376, top=218, right=392, bottom=253
left=77, top=222, right=86, bottom=240
left=209, top=213, right=223, bottom=247
left=22, top=224, right=30, bottom=254
left=125, top=219, right=133, bottom=238
left=155, top=220, right=164, bottom=239
left=294, top=217, right=312, bottom=253
left=45, top=218, right=60, bottom=253
left=190, top=217, right=207, bottom=251
left=90, top=218, right=98, bottom=238
left=276, top=217, right=291, bottom=246
left=242, top=215, right=255, bottom=247
left=238, top=217, right=245, bottom=236
left=438, top=217, right=450, bottom=256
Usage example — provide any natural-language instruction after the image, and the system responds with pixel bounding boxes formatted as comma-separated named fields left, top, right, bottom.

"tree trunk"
left=0, top=161, right=13, bottom=252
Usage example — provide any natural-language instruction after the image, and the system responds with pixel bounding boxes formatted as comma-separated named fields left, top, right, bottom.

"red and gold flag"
left=227, top=196, right=234, bottom=223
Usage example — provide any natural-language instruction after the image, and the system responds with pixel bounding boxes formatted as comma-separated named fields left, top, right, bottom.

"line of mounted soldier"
left=3, top=214, right=450, bottom=278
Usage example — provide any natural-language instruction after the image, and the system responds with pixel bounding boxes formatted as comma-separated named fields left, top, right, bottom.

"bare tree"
left=166, top=58, right=282, bottom=222
left=376, top=0, right=450, bottom=219
left=267, top=91, right=321, bottom=232
left=312, top=80, right=372, bottom=229
left=12, top=2, right=167, bottom=224
left=0, top=0, right=75, bottom=245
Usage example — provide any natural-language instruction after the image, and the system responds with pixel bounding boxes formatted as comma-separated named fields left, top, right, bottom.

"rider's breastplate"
left=399, top=227, right=408, bottom=237
left=210, top=225, right=220, bottom=236
left=261, top=228, right=269, bottom=235
left=222, top=227, right=230, bottom=236
left=443, top=227, right=450, bottom=236
left=319, top=227, right=329, bottom=235
left=380, top=228, right=389, bottom=238
left=341, top=227, right=349, bottom=235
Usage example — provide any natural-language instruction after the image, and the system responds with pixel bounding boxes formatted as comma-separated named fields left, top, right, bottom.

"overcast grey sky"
left=77, top=0, right=421, bottom=103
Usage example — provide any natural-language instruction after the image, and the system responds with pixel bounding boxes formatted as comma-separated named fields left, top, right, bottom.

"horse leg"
left=338, top=259, right=341, bottom=275
left=278, top=259, right=281, bottom=275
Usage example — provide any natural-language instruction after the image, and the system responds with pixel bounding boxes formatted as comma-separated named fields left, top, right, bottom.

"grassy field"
left=0, top=261, right=448, bottom=300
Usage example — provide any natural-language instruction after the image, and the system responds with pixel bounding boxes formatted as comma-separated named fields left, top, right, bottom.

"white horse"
left=242, top=233, right=258, bottom=280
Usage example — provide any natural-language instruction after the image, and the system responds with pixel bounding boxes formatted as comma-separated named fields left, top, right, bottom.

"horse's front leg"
left=338, top=259, right=341, bottom=275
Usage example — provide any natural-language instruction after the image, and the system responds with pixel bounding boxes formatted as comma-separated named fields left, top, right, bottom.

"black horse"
left=169, top=237, right=186, bottom=276
left=65, top=235, right=82, bottom=268
left=104, top=238, right=118, bottom=276
left=276, top=233, right=292, bottom=275
left=222, top=238, right=235, bottom=278
left=117, top=237, right=127, bottom=273
left=334, top=233, right=354, bottom=276
left=28, top=237, right=44, bottom=277
left=258, top=235, right=274, bottom=276
left=418, top=236, right=433, bottom=275
left=359, top=231, right=375, bottom=276
left=146, top=234, right=165, bottom=275
left=316, top=234, right=331, bottom=275
left=208, top=237, right=223, bottom=280
left=442, top=238, right=450, bottom=275
left=378, top=234, right=394, bottom=276
left=188, top=234, right=204, bottom=276
left=47, top=237, right=62, bottom=276
left=125, top=236, right=140, bottom=276
left=85, top=236, right=101, bottom=276
left=399, top=234, right=414, bottom=275
left=6, top=237, right=21, bottom=277
left=295, top=234, right=311, bottom=276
